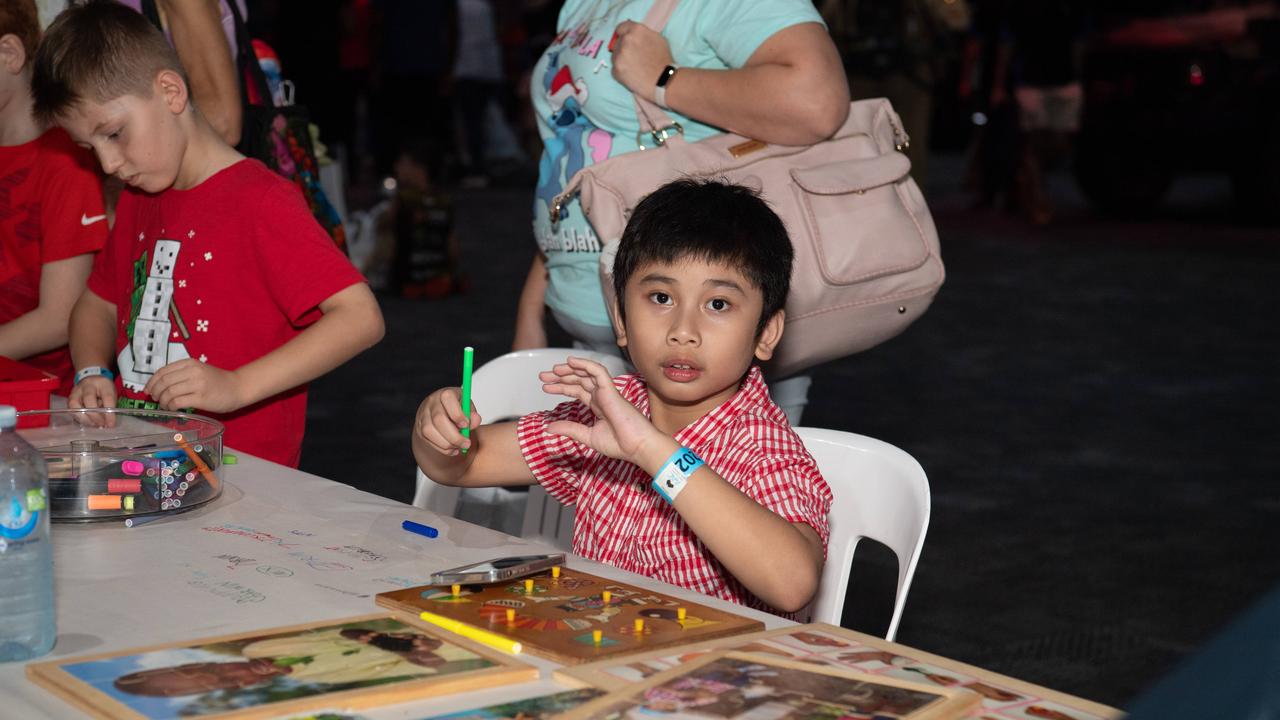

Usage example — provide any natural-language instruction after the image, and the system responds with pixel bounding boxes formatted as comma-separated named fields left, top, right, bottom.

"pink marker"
left=121, top=460, right=144, bottom=476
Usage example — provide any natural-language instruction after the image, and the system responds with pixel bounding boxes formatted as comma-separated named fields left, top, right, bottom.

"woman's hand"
left=610, top=20, right=674, bottom=103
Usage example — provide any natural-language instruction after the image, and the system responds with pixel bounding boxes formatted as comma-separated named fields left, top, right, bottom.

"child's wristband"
left=74, top=366, right=115, bottom=385
left=652, top=447, right=704, bottom=504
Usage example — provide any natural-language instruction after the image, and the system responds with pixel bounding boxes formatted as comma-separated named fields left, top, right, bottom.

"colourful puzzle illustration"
left=25, top=614, right=536, bottom=720
left=557, top=651, right=981, bottom=720
left=375, top=567, right=764, bottom=665
left=554, top=623, right=1122, bottom=720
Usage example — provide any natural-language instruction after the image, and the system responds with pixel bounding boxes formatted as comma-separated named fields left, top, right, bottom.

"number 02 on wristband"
left=652, top=447, right=703, bottom=503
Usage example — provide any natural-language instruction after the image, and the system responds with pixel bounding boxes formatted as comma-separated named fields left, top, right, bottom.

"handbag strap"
left=631, top=0, right=682, bottom=143
left=224, top=0, right=275, bottom=111
left=139, top=0, right=163, bottom=32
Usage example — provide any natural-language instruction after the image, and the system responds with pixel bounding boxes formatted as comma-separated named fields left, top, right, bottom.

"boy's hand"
left=69, top=376, right=118, bottom=428
left=415, top=387, right=483, bottom=457
left=540, top=357, right=665, bottom=462
left=143, top=359, right=244, bottom=413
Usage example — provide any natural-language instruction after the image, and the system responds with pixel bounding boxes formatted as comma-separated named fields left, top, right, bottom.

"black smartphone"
left=428, top=553, right=565, bottom=585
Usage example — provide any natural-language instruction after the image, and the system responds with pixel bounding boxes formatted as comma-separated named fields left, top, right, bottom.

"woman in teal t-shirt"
left=515, top=0, right=850, bottom=420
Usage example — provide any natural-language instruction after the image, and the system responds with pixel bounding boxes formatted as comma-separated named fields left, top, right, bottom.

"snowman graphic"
left=118, top=238, right=191, bottom=392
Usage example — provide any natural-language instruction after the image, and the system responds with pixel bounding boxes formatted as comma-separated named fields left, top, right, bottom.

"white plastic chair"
left=413, top=349, right=629, bottom=545
left=793, top=426, right=930, bottom=640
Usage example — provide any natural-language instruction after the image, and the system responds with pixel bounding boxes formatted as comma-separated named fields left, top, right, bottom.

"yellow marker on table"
left=524, top=578, right=535, bottom=594
left=678, top=607, right=687, bottom=622
left=418, top=610, right=521, bottom=655
left=634, top=618, right=645, bottom=633
left=601, top=590, right=611, bottom=604
left=506, top=608, right=516, bottom=624
left=451, top=583, right=461, bottom=598
left=592, top=629, right=602, bottom=645
left=552, top=565, right=561, bottom=579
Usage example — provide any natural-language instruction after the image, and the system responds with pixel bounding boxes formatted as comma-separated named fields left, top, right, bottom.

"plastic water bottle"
left=0, top=405, right=55, bottom=661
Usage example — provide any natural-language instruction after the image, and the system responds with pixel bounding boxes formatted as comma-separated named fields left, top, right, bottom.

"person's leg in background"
left=1014, top=85, right=1053, bottom=224
left=454, top=78, right=495, bottom=185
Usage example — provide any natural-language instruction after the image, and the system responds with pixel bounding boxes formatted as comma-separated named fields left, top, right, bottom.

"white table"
left=0, top=451, right=786, bottom=719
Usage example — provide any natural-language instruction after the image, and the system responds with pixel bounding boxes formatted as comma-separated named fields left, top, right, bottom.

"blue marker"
left=124, top=514, right=168, bottom=528
left=402, top=520, right=439, bottom=539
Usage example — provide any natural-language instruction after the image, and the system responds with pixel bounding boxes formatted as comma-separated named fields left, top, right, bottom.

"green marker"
left=459, top=346, right=475, bottom=454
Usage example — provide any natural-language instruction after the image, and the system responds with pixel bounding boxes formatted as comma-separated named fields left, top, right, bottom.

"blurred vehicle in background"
left=1076, top=2, right=1280, bottom=219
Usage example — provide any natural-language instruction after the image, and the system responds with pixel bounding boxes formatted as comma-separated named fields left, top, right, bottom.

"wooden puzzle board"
left=554, top=623, right=1122, bottom=720
left=25, top=613, right=537, bottom=720
left=375, top=567, right=764, bottom=665
left=557, top=650, right=981, bottom=720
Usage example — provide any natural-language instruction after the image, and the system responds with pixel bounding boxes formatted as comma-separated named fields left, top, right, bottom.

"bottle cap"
left=0, top=405, right=16, bottom=429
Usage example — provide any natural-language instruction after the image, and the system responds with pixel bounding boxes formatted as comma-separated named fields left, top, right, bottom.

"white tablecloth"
left=0, top=451, right=785, bottom=719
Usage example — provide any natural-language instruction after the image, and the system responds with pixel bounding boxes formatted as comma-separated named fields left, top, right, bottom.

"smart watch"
left=654, top=64, right=679, bottom=108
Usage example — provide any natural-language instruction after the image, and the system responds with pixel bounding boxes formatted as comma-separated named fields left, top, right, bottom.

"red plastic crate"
left=0, top=356, right=57, bottom=428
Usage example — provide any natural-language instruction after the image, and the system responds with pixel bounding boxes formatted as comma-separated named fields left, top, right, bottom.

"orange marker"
left=601, top=590, right=611, bottom=604
left=524, top=578, right=535, bottom=594
left=634, top=618, right=644, bottom=633
left=173, top=433, right=216, bottom=486
left=506, top=608, right=516, bottom=624
left=87, top=494, right=122, bottom=510
left=592, top=629, right=602, bottom=644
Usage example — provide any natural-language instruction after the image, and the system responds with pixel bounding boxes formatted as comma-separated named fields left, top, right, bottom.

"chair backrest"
left=793, top=426, right=930, bottom=641
left=413, top=349, right=629, bottom=545
left=470, top=350, right=630, bottom=421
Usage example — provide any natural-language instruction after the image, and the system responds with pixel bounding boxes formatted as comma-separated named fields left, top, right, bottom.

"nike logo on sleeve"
left=81, top=213, right=107, bottom=226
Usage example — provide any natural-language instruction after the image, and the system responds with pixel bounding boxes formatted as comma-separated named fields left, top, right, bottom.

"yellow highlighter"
left=418, top=610, right=522, bottom=655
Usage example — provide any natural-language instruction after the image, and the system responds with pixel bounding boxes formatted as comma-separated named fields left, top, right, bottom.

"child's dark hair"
left=31, top=0, right=186, bottom=125
left=0, top=0, right=40, bottom=65
left=612, top=178, right=793, bottom=335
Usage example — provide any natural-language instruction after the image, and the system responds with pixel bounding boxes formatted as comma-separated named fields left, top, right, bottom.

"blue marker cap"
left=402, top=520, right=439, bottom=539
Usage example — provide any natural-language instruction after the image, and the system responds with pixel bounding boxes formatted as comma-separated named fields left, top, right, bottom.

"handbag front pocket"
left=790, top=152, right=931, bottom=287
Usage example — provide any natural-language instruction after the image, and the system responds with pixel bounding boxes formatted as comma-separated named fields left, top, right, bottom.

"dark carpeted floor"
left=301, top=158, right=1280, bottom=709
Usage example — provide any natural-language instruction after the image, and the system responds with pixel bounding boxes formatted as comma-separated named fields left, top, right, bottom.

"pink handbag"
left=551, top=1, right=944, bottom=378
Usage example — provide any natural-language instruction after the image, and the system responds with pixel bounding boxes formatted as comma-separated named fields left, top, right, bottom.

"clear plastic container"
left=0, top=404, right=55, bottom=661
left=16, top=408, right=224, bottom=522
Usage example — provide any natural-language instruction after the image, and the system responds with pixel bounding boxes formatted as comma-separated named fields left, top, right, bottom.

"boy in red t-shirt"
left=31, top=2, right=384, bottom=467
left=0, top=0, right=107, bottom=394
left=413, top=180, right=831, bottom=616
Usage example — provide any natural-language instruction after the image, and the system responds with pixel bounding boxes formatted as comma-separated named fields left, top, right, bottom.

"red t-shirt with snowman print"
left=87, top=159, right=364, bottom=467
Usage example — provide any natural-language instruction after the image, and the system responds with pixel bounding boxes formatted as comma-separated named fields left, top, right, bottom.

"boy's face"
left=59, top=71, right=187, bottom=194
left=615, top=257, right=783, bottom=416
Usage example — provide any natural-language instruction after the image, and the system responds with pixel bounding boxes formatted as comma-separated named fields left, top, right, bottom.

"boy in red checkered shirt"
left=414, top=180, right=832, bottom=616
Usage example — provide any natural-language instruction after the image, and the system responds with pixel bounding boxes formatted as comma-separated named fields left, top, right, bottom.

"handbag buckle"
left=637, top=122, right=683, bottom=150
left=885, top=112, right=910, bottom=153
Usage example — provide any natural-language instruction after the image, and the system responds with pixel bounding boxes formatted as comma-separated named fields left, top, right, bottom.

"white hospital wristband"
left=652, top=447, right=704, bottom=504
